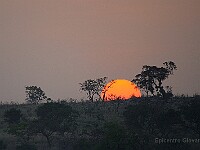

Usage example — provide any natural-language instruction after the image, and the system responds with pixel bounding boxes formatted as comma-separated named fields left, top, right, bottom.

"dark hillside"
left=0, top=96, right=200, bottom=150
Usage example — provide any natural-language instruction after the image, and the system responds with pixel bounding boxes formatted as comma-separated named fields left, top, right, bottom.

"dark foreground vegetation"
left=0, top=95, right=200, bottom=150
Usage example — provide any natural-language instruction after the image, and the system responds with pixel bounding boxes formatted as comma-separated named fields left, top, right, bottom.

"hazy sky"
left=1, top=0, right=200, bottom=102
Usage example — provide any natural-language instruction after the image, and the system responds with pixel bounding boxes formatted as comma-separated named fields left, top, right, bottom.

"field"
left=0, top=96, right=200, bottom=150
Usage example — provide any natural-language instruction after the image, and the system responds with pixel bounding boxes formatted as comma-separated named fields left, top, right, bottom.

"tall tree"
left=80, top=77, right=107, bottom=102
left=25, top=86, right=47, bottom=104
left=132, top=61, right=177, bottom=98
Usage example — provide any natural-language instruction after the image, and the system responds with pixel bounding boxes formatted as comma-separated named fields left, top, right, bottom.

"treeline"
left=1, top=95, right=200, bottom=150
left=22, top=61, right=177, bottom=104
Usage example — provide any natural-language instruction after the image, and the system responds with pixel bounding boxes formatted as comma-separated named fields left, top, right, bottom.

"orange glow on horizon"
left=101, top=79, right=141, bottom=101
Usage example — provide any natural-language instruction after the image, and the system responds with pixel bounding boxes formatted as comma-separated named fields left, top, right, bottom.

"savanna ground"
left=1, top=95, right=200, bottom=150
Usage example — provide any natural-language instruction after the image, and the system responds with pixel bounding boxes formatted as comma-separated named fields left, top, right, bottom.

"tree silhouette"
left=80, top=77, right=107, bottom=102
left=101, top=80, right=116, bottom=101
left=25, top=86, right=48, bottom=104
left=29, top=102, right=78, bottom=147
left=132, top=61, right=177, bottom=98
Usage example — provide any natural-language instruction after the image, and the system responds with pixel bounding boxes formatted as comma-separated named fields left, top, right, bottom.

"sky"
left=0, top=0, right=200, bottom=102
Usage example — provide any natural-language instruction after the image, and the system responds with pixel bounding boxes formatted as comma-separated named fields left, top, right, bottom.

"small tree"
left=29, top=102, right=78, bottom=147
left=80, top=77, right=107, bottom=102
left=25, top=86, right=47, bottom=104
left=132, top=61, right=177, bottom=98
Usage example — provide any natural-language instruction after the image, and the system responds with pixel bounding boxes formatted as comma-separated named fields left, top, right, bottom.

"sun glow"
left=101, top=79, right=141, bottom=101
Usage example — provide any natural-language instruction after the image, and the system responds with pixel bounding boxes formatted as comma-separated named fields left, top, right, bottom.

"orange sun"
left=101, top=79, right=141, bottom=101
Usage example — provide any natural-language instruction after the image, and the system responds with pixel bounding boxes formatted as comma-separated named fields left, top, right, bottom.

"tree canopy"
left=29, top=102, right=78, bottom=147
left=132, top=61, right=177, bottom=98
left=25, top=86, right=48, bottom=104
left=80, top=77, right=107, bottom=102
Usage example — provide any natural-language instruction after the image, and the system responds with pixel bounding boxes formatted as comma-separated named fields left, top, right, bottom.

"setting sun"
left=101, top=79, right=141, bottom=101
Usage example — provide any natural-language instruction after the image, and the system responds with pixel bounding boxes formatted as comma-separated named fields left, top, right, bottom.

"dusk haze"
left=1, top=1, right=200, bottom=149
left=1, top=0, right=200, bottom=102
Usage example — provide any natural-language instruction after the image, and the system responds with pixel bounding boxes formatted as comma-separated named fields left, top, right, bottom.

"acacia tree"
left=25, top=86, right=48, bottom=104
left=101, top=80, right=116, bottom=101
left=80, top=77, right=107, bottom=102
left=29, top=102, right=78, bottom=147
left=132, top=61, right=177, bottom=98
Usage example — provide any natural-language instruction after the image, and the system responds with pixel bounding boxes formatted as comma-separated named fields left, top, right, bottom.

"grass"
left=0, top=96, right=200, bottom=150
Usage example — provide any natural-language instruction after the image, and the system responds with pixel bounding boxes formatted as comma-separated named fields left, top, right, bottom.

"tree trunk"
left=91, top=94, right=94, bottom=102
left=160, top=86, right=166, bottom=98
left=146, top=91, right=149, bottom=97
left=88, top=91, right=93, bottom=102
left=158, top=80, right=166, bottom=98
left=43, top=134, right=52, bottom=148
left=46, top=135, right=51, bottom=148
